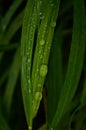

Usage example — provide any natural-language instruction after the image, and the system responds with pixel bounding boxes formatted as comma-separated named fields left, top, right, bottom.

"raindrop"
left=37, top=68, right=39, bottom=72
left=40, top=0, right=42, bottom=4
left=28, top=80, right=30, bottom=84
left=29, top=88, right=31, bottom=93
left=2, top=25, right=6, bottom=30
left=40, top=39, right=45, bottom=45
left=51, top=3, right=54, bottom=6
left=51, top=22, right=56, bottom=27
left=40, top=64, right=48, bottom=77
left=39, top=12, right=42, bottom=16
left=40, top=55, right=42, bottom=59
left=27, top=58, right=30, bottom=63
left=35, top=92, right=42, bottom=101
left=50, top=0, right=54, bottom=7
left=38, top=84, right=41, bottom=88
left=39, top=12, right=44, bottom=20
left=28, top=126, right=32, bottom=130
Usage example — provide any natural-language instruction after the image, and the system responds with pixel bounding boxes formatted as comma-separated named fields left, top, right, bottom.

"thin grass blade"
left=51, top=0, right=86, bottom=129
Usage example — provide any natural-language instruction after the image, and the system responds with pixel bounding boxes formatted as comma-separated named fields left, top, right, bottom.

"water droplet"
left=29, top=88, right=31, bottom=93
left=28, top=126, right=32, bottom=130
left=28, top=80, right=30, bottom=83
left=40, top=55, right=42, bottom=59
left=28, top=58, right=30, bottom=63
left=40, top=65, right=48, bottom=77
left=39, top=12, right=42, bottom=16
left=51, top=22, right=56, bottom=27
left=35, top=92, right=42, bottom=101
left=51, top=3, right=54, bottom=6
left=38, top=84, right=41, bottom=87
left=2, top=25, right=6, bottom=30
left=39, top=12, right=44, bottom=19
left=40, top=0, right=42, bottom=4
left=40, top=40, right=45, bottom=45
left=37, top=68, right=39, bottom=72
left=50, top=0, right=54, bottom=7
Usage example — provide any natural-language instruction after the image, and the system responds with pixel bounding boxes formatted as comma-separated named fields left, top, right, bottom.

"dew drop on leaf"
left=2, top=25, right=6, bottom=30
left=40, top=64, right=48, bottom=77
left=40, top=39, right=45, bottom=45
left=35, top=92, right=42, bottom=101
left=51, top=22, right=56, bottom=27
left=39, top=12, right=44, bottom=19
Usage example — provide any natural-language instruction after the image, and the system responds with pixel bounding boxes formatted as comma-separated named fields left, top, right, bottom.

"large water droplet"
left=40, top=0, right=42, bottom=4
left=40, top=64, right=48, bottom=77
left=28, top=79, right=30, bottom=84
left=50, top=1, right=54, bottom=7
left=40, top=55, right=42, bottom=59
left=40, top=39, right=45, bottom=45
left=2, top=25, right=6, bottom=30
left=27, top=58, right=30, bottom=63
left=29, top=88, right=31, bottom=93
left=28, top=126, right=32, bottom=130
left=35, top=92, right=42, bottom=101
left=51, top=22, right=56, bottom=27
left=51, top=3, right=54, bottom=6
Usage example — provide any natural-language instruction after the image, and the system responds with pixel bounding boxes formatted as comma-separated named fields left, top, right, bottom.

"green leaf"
left=0, top=0, right=23, bottom=33
left=0, top=43, right=18, bottom=51
left=21, top=0, right=38, bottom=129
left=38, top=124, right=47, bottom=130
left=51, top=0, right=86, bottom=129
left=1, top=10, right=24, bottom=44
left=0, top=110, right=10, bottom=130
left=3, top=47, right=20, bottom=115
left=0, top=11, right=23, bottom=62
left=81, top=77, right=86, bottom=104
left=32, top=0, right=60, bottom=119
left=46, top=27, right=63, bottom=124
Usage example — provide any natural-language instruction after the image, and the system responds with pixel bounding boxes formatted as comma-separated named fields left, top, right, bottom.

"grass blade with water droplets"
left=21, top=0, right=38, bottom=129
left=32, top=0, right=60, bottom=119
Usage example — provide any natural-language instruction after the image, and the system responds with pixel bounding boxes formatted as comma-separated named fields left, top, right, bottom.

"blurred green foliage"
left=0, top=0, right=86, bottom=130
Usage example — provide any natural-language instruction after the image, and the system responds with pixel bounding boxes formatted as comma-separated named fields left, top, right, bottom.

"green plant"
left=0, top=0, right=86, bottom=130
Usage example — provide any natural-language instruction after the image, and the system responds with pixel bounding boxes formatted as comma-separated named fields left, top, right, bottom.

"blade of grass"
left=38, top=124, right=47, bottom=130
left=0, top=43, right=18, bottom=51
left=0, top=0, right=23, bottom=34
left=0, top=10, right=24, bottom=62
left=1, top=10, right=24, bottom=44
left=0, top=69, right=9, bottom=88
left=46, top=27, right=63, bottom=124
left=3, top=47, right=20, bottom=115
left=21, top=0, right=38, bottom=129
left=59, top=0, right=73, bottom=16
left=50, top=0, right=86, bottom=129
left=0, top=111, right=10, bottom=130
left=32, top=0, right=60, bottom=119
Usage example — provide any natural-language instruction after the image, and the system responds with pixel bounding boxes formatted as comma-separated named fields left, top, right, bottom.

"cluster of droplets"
left=39, top=12, right=44, bottom=20
left=50, top=0, right=54, bottom=7
left=39, top=39, right=45, bottom=59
